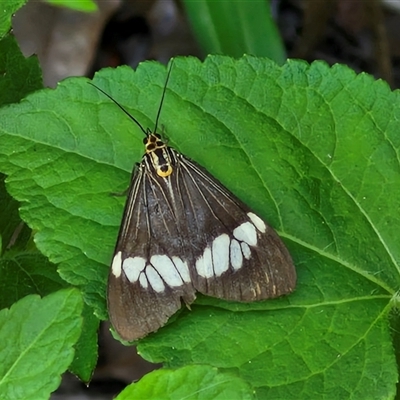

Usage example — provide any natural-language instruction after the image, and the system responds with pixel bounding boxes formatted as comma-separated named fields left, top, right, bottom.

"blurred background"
left=10, top=0, right=400, bottom=398
left=13, top=0, right=400, bottom=89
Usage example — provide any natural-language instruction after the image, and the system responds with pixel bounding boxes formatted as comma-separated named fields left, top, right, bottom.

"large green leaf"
left=0, top=55, right=398, bottom=398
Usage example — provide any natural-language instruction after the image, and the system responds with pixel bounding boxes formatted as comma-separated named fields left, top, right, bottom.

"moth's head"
left=144, top=133, right=164, bottom=152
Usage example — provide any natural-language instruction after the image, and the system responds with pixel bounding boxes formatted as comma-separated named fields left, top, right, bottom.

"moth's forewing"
left=175, top=155, right=296, bottom=301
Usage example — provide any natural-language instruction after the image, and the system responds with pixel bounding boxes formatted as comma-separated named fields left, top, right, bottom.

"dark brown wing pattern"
left=108, top=146, right=295, bottom=341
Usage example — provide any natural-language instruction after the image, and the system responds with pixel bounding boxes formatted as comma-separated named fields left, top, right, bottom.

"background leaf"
left=0, top=55, right=398, bottom=398
left=44, top=0, right=97, bottom=12
left=0, top=0, right=27, bottom=37
left=0, top=34, right=43, bottom=107
left=68, top=303, right=99, bottom=383
left=0, top=173, right=31, bottom=255
left=0, top=249, right=66, bottom=309
left=117, top=364, right=255, bottom=400
left=182, top=0, right=285, bottom=62
left=0, top=288, right=83, bottom=400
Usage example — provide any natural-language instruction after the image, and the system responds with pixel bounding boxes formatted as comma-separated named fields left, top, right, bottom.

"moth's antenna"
left=88, top=82, right=148, bottom=136
left=154, top=58, right=174, bottom=134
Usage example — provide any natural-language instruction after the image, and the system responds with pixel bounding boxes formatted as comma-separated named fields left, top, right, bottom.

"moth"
left=92, top=64, right=296, bottom=342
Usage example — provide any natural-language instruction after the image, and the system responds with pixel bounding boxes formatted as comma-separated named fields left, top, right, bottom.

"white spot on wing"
left=123, top=256, right=146, bottom=283
left=230, top=239, right=243, bottom=270
left=241, top=242, right=251, bottom=259
left=247, top=212, right=267, bottom=233
left=212, top=234, right=230, bottom=276
left=196, top=247, right=213, bottom=278
left=233, top=222, right=257, bottom=246
left=150, top=255, right=184, bottom=287
left=111, top=251, right=122, bottom=277
left=139, top=273, right=148, bottom=288
left=172, top=256, right=191, bottom=283
left=146, top=265, right=165, bottom=292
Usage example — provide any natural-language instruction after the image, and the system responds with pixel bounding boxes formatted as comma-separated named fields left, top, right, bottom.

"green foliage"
left=0, top=0, right=28, bottom=37
left=0, top=55, right=398, bottom=398
left=0, top=3, right=399, bottom=399
left=44, top=0, right=97, bottom=12
left=0, top=289, right=83, bottom=399
left=117, top=365, right=255, bottom=400
left=182, top=0, right=285, bottom=62
left=0, top=34, right=42, bottom=106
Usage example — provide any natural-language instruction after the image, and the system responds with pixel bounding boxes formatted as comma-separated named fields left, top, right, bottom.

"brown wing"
left=175, top=153, right=296, bottom=301
left=108, top=148, right=296, bottom=341
left=107, top=161, right=196, bottom=342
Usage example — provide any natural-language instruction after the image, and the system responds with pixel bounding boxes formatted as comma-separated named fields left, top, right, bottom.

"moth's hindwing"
left=108, top=138, right=296, bottom=342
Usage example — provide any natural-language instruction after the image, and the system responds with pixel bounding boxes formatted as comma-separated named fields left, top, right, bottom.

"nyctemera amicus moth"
left=91, top=61, right=296, bottom=341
